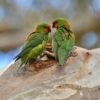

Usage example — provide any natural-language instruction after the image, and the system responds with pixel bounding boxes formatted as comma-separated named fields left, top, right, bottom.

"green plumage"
left=52, top=18, right=75, bottom=66
left=15, top=24, right=51, bottom=70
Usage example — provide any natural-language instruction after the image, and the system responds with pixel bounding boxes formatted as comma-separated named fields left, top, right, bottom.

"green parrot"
left=15, top=24, right=51, bottom=71
left=52, top=18, right=75, bottom=66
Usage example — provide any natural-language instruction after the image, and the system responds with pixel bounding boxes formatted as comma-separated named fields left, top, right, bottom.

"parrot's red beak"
left=49, top=28, right=51, bottom=32
left=47, top=25, right=51, bottom=32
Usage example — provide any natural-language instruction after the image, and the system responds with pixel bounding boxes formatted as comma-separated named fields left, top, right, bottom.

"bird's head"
left=52, top=18, right=71, bottom=29
left=35, top=24, right=51, bottom=34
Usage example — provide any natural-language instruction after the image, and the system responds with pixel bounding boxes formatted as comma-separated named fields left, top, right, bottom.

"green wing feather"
left=22, top=32, right=44, bottom=52
left=52, top=39, right=58, bottom=60
left=17, top=33, right=44, bottom=59
left=52, top=29, right=63, bottom=60
left=53, top=27, right=75, bottom=66
left=58, top=36, right=75, bottom=65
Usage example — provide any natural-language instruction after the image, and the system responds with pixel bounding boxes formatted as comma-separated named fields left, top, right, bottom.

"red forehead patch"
left=44, top=25, right=50, bottom=33
left=53, top=21, right=58, bottom=28
left=44, top=28, right=49, bottom=33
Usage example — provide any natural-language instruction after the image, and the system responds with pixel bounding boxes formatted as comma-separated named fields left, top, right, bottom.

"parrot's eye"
left=52, top=21, right=58, bottom=28
left=44, top=25, right=51, bottom=33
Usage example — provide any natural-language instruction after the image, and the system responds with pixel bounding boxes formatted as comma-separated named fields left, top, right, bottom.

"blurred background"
left=0, top=0, right=100, bottom=69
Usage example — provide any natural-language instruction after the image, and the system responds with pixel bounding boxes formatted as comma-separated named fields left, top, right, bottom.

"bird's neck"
left=58, top=26, right=71, bottom=33
left=58, top=26, right=73, bottom=39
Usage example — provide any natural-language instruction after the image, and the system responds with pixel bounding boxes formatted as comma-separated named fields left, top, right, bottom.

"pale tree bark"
left=0, top=47, right=100, bottom=100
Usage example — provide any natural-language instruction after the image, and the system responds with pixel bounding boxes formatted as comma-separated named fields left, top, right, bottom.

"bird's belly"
left=28, top=44, right=44, bottom=59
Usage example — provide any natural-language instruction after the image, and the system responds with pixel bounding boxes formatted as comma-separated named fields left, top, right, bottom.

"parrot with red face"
left=52, top=18, right=75, bottom=66
left=15, top=23, right=51, bottom=71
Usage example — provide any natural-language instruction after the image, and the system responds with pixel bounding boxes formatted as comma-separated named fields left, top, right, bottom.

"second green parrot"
left=15, top=24, right=51, bottom=70
left=52, top=18, right=75, bottom=66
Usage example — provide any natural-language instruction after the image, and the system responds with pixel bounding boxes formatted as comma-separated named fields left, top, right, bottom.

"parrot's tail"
left=17, top=62, right=24, bottom=72
left=59, top=59, right=65, bottom=66
left=13, top=54, right=21, bottom=62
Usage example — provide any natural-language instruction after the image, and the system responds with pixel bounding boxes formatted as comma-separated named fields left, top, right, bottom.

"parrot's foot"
left=71, top=51, right=78, bottom=57
left=44, top=50, right=55, bottom=60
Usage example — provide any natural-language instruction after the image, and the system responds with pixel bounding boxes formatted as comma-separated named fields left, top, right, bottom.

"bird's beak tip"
left=52, top=25, right=54, bottom=28
left=49, top=29, right=51, bottom=32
